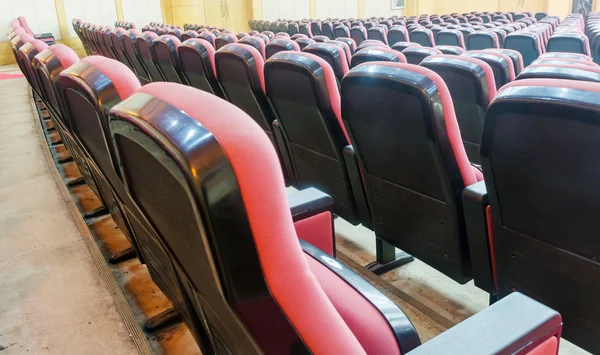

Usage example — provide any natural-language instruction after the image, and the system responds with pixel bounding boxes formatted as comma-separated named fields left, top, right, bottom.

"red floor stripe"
left=0, top=73, right=24, bottom=80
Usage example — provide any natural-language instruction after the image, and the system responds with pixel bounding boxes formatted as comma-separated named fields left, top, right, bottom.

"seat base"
left=57, top=156, right=73, bottom=164
left=109, top=246, right=136, bottom=264
left=144, top=307, right=181, bottom=332
left=83, top=205, right=108, bottom=219
left=66, top=177, right=85, bottom=187
left=367, top=239, right=415, bottom=275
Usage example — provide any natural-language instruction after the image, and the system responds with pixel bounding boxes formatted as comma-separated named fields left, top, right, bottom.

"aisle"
left=0, top=66, right=138, bottom=354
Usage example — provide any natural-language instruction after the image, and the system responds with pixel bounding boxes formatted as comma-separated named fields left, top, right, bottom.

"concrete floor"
left=0, top=68, right=138, bottom=354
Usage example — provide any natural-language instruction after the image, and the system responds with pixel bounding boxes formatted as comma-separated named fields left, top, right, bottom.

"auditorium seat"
left=402, top=47, right=442, bottom=64
left=122, top=29, right=151, bottom=84
left=299, top=23, right=313, bottom=37
left=465, top=78, right=600, bottom=354
left=59, top=56, right=212, bottom=343
left=388, top=26, right=410, bottom=46
left=485, top=48, right=524, bottom=75
left=303, top=43, right=349, bottom=83
left=463, top=51, right=515, bottom=88
left=215, top=32, right=238, bottom=50
left=367, top=26, right=388, bottom=44
left=178, top=39, right=224, bottom=97
left=136, top=32, right=165, bottom=81
left=350, top=47, right=407, bottom=68
left=334, top=25, right=350, bottom=38
left=33, top=44, right=104, bottom=207
left=327, top=40, right=353, bottom=65
left=467, top=31, right=500, bottom=50
left=287, top=22, right=299, bottom=35
left=239, top=36, right=267, bottom=59
left=197, top=31, right=217, bottom=47
left=336, top=37, right=357, bottom=55
left=311, top=21, right=323, bottom=36
left=108, top=28, right=134, bottom=71
left=265, top=38, right=300, bottom=59
left=505, top=32, right=543, bottom=66
left=322, top=21, right=335, bottom=39
left=214, top=44, right=274, bottom=137
left=341, top=62, right=483, bottom=282
left=151, top=35, right=185, bottom=84
left=17, top=40, right=48, bottom=97
left=411, top=28, right=436, bottom=47
left=58, top=56, right=151, bottom=267
left=436, top=29, right=466, bottom=49
left=421, top=55, right=496, bottom=163
left=547, top=32, right=591, bottom=56
left=296, top=38, right=316, bottom=50
left=350, top=26, right=368, bottom=46
left=264, top=52, right=362, bottom=224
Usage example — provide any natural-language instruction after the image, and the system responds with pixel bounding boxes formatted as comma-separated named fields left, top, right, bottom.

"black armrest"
left=342, top=145, right=372, bottom=229
left=301, top=240, right=421, bottom=353
left=272, top=119, right=296, bottom=186
left=407, top=292, right=562, bottom=355
left=288, top=187, right=333, bottom=222
left=462, top=181, right=495, bottom=294
left=35, top=32, right=54, bottom=39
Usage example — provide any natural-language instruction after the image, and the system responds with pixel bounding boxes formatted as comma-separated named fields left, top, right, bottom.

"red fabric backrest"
left=183, top=39, right=217, bottom=77
left=80, top=56, right=140, bottom=100
left=287, top=51, right=348, bottom=143
left=137, top=82, right=367, bottom=354
left=18, top=17, right=34, bottom=35
left=428, top=54, right=497, bottom=101
left=364, top=62, right=479, bottom=186
left=468, top=50, right=516, bottom=81
left=48, top=44, right=79, bottom=70
left=30, top=39, right=48, bottom=53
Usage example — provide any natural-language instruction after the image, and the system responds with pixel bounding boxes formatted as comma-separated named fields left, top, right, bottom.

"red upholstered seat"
left=422, top=55, right=496, bottom=163
left=265, top=38, right=300, bottom=59
left=478, top=78, right=600, bottom=353
left=350, top=26, right=368, bottom=46
left=151, top=35, right=185, bottom=84
left=341, top=62, right=482, bottom=283
left=463, top=50, right=515, bottom=88
left=215, top=32, right=238, bottom=50
left=239, top=36, right=267, bottom=59
left=303, top=43, right=349, bottom=83
left=135, top=32, right=164, bottom=82
left=264, top=51, right=362, bottom=224
left=108, top=80, right=426, bottom=354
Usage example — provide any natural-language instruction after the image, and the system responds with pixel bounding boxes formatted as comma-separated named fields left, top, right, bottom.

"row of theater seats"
left=246, top=12, right=600, bottom=68
left=7, top=15, right=569, bottom=355
left=68, top=14, right=600, bottom=352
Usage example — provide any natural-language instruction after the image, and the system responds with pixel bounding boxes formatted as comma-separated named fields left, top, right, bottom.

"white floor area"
left=0, top=66, right=138, bottom=354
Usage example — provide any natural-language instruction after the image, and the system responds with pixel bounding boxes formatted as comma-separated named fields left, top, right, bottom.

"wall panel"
left=1, top=0, right=62, bottom=40
left=316, top=0, right=358, bottom=19
left=364, top=0, right=404, bottom=18
left=63, top=0, right=118, bottom=37
left=121, top=0, right=163, bottom=28
left=261, top=0, right=310, bottom=21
